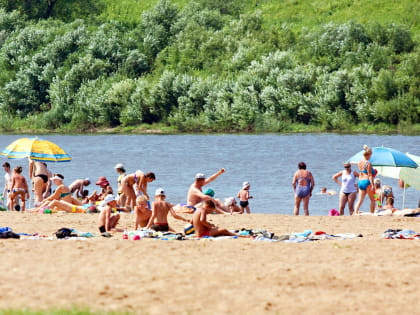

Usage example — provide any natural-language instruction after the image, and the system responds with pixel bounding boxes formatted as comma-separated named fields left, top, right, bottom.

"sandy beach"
left=1, top=212, right=420, bottom=314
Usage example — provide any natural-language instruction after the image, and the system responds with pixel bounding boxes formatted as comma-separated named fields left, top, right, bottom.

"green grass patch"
left=0, top=309, right=132, bottom=315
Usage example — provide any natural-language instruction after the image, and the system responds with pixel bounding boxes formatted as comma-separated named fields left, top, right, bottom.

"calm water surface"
left=0, top=134, right=418, bottom=214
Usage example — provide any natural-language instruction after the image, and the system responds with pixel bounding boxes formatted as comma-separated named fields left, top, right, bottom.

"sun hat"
left=104, top=194, right=116, bottom=204
left=224, top=197, right=235, bottom=207
left=96, top=176, right=109, bottom=186
left=203, top=188, right=215, bottom=197
left=195, top=173, right=205, bottom=179
left=155, top=188, right=165, bottom=196
left=114, top=163, right=125, bottom=169
left=242, top=181, right=250, bottom=189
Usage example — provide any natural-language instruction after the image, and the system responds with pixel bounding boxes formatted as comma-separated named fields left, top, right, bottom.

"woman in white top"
left=332, top=162, right=359, bottom=215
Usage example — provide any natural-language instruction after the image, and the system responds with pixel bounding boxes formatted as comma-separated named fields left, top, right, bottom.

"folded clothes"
left=382, top=229, right=420, bottom=239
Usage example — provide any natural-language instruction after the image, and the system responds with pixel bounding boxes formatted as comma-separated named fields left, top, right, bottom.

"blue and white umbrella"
left=347, top=147, right=418, bottom=168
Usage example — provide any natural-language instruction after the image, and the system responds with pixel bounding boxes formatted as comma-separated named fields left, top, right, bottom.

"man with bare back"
left=9, top=166, right=30, bottom=211
left=187, top=169, right=225, bottom=207
left=146, top=188, right=189, bottom=232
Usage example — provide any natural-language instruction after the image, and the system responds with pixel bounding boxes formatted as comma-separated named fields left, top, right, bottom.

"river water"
left=0, top=134, right=418, bottom=214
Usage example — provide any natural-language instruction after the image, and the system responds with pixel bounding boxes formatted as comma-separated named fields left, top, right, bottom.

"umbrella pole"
left=402, top=184, right=406, bottom=209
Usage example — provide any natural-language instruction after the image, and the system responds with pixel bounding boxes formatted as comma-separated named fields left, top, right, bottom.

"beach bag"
left=55, top=228, right=75, bottom=239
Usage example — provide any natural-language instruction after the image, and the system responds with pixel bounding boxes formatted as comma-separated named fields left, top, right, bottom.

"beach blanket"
left=382, top=229, right=420, bottom=239
left=123, top=229, right=185, bottom=240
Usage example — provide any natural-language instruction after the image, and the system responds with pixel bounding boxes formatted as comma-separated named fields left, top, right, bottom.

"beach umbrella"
left=0, top=137, right=71, bottom=162
left=347, top=147, right=418, bottom=168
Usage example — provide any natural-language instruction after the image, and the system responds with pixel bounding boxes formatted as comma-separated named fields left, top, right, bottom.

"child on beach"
left=224, top=197, right=242, bottom=215
left=146, top=188, right=190, bottom=232
left=98, top=194, right=120, bottom=234
left=134, top=195, right=151, bottom=230
left=192, top=200, right=243, bottom=238
left=9, top=166, right=30, bottom=211
left=237, top=182, right=253, bottom=214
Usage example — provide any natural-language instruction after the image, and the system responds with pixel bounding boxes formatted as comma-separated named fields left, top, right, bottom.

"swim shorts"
left=240, top=201, right=249, bottom=207
left=151, top=223, right=169, bottom=232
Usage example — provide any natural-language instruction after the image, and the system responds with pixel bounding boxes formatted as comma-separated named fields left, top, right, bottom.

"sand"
left=1, top=212, right=420, bottom=314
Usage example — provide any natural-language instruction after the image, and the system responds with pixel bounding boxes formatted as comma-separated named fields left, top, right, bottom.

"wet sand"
left=1, top=212, right=420, bottom=314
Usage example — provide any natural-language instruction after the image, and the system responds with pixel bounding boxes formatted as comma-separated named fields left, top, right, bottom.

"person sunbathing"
left=98, top=195, right=121, bottom=233
left=146, top=188, right=189, bottom=232
left=192, top=200, right=243, bottom=238
left=357, top=197, right=420, bottom=217
left=134, top=195, right=151, bottom=230
left=34, top=174, right=81, bottom=211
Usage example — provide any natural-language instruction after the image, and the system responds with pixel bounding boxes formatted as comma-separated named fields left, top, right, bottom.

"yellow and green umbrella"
left=0, top=137, right=71, bottom=162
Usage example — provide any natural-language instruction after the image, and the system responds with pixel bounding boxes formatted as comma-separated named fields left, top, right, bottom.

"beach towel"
left=0, top=231, right=20, bottom=239
left=382, top=229, right=420, bottom=239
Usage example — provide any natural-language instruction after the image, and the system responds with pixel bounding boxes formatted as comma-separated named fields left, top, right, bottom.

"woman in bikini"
left=355, top=145, right=377, bottom=214
left=29, top=159, right=50, bottom=205
left=121, top=170, right=155, bottom=210
left=292, top=162, right=315, bottom=216
left=332, top=162, right=359, bottom=215
left=114, top=163, right=127, bottom=207
left=34, top=174, right=81, bottom=210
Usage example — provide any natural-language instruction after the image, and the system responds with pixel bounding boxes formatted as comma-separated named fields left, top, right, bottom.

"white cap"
left=374, top=178, right=381, bottom=184
left=84, top=178, right=90, bottom=183
left=114, top=163, right=125, bottom=169
left=242, top=181, right=250, bottom=188
left=155, top=188, right=165, bottom=196
left=51, top=175, right=62, bottom=181
left=224, top=197, right=235, bottom=207
left=104, top=194, right=116, bottom=204
left=195, top=173, right=205, bottom=179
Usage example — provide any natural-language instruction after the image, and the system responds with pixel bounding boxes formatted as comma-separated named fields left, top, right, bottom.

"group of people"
left=2, top=161, right=254, bottom=237
left=293, top=144, right=419, bottom=216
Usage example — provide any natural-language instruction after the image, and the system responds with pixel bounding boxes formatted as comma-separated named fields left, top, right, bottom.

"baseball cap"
left=374, top=178, right=381, bottom=184
left=114, top=163, right=125, bottom=169
left=195, top=173, right=205, bottom=179
left=242, top=181, right=250, bottom=188
left=203, top=188, right=215, bottom=197
left=104, top=194, right=116, bottom=204
left=155, top=188, right=165, bottom=196
left=84, top=178, right=90, bottom=183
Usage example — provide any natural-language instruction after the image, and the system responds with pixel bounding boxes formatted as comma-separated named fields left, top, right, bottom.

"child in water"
left=237, top=182, right=253, bottom=214
left=9, top=166, right=30, bottom=211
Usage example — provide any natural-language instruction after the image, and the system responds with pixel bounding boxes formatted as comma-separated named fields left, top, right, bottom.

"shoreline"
left=1, top=124, right=420, bottom=136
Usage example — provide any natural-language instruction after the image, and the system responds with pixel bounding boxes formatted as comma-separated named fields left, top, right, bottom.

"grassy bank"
left=0, top=309, right=129, bottom=315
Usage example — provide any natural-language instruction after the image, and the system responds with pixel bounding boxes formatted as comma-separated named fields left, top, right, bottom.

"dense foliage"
left=0, top=0, right=419, bottom=132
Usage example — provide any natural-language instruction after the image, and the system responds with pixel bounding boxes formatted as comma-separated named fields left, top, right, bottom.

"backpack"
left=55, top=228, right=76, bottom=239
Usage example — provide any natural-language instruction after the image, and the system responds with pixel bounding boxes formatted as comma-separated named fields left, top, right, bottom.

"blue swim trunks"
left=358, top=179, right=370, bottom=191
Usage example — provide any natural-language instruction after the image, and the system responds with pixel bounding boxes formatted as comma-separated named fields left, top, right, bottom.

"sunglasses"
left=344, top=166, right=351, bottom=169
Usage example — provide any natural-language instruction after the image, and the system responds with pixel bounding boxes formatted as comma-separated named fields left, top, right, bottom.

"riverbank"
left=1, top=122, right=420, bottom=135
left=1, top=212, right=420, bottom=314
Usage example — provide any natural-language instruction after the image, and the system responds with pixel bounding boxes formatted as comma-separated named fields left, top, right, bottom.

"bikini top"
left=360, top=161, right=377, bottom=176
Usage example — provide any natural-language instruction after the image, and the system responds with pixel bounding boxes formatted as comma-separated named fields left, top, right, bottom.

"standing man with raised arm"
left=187, top=168, right=225, bottom=207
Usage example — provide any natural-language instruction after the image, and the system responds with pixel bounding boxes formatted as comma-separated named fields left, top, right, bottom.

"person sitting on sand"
left=237, top=181, right=253, bottom=214
left=192, top=200, right=243, bottom=238
left=69, top=178, right=91, bottom=198
left=146, top=188, right=190, bottom=232
left=98, top=194, right=121, bottom=234
left=357, top=197, right=420, bottom=217
left=35, top=174, right=81, bottom=210
left=134, top=195, right=151, bottom=230
left=121, top=171, right=155, bottom=210
left=9, top=166, right=30, bottom=212
left=224, top=197, right=242, bottom=215
left=187, top=169, right=225, bottom=207
left=88, top=176, right=113, bottom=202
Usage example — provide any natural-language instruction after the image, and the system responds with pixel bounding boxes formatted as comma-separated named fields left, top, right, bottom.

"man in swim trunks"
left=69, top=178, right=91, bottom=198
left=187, top=169, right=225, bottom=207
left=9, top=166, right=30, bottom=211
left=192, top=200, right=243, bottom=238
left=146, top=188, right=190, bottom=232
left=98, top=194, right=120, bottom=233
left=3, top=162, right=13, bottom=210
